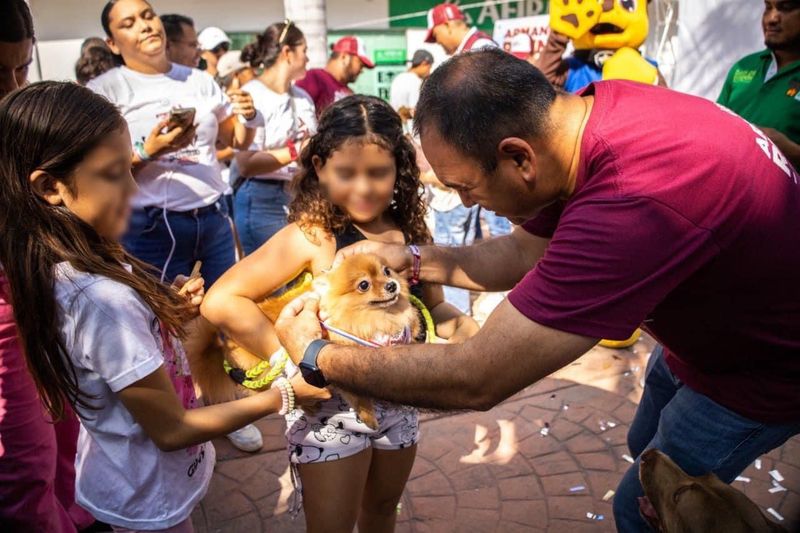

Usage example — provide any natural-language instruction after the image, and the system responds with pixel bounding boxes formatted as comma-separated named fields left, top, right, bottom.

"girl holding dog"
left=203, top=95, right=480, bottom=533
left=0, top=81, right=329, bottom=532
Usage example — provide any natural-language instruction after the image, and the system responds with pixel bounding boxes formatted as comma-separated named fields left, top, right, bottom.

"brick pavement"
left=192, top=335, right=800, bottom=532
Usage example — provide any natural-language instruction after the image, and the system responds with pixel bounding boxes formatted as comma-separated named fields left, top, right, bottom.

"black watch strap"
left=299, top=339, right=330, bottom=387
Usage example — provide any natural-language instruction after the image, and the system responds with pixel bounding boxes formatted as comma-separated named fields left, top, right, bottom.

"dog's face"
left=639, top=449, right=787, bottom=533
left=315, top=253, right=409, bottom=315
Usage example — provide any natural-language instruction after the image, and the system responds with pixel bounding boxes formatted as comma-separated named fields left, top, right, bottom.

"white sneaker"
left=226, top=423, right=263, bottom=452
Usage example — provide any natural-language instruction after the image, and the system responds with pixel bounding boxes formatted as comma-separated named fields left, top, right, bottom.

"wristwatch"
left=299, top=339, right=330, bottom=387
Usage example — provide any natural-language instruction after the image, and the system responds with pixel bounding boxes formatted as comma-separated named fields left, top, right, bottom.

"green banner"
left=389, top=0, right=550, bottom=32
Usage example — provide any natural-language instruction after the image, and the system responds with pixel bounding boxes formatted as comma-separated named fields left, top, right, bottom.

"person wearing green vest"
left=718, top=0, right=800, bottom=169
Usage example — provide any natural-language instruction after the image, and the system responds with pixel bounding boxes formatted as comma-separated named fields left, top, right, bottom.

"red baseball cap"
left=425, top=3, right=465, bottom=43
left=331, top=36, right=375, bottom=69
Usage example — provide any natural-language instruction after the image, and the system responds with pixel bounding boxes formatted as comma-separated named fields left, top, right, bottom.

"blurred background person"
left=91, top=0, right=263, bottom=452
left=198, top=25, right=230, bottom=77
left=509, top=32, right=537, bottom=65
left=74, top=37, right=116, bottom=85
left=236, top=20, right=317, bottom=254
left=162, top=13, right=200, bottom=68
left=296, top=35, right=374, bottom=117
left=424, top=2, right=496, bottom=55
left=390, top=48, right=433, bottom=134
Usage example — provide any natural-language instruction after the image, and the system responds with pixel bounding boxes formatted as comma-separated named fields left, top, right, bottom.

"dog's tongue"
left=638, top=496, right=658, bottom=520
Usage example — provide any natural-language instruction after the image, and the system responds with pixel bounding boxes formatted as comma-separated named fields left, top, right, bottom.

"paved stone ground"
left=192, top=333, right=800, bottom=532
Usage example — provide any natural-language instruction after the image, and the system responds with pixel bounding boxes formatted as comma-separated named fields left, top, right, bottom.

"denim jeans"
left=613, top=346, right=800, bottom=531
left=234, top=179, right=290, bottom=256
left=123, top=199, right=235, bottom=287
left=479, top=208, right=512, bottom=238
left=433, top=204, right=480, bottom=315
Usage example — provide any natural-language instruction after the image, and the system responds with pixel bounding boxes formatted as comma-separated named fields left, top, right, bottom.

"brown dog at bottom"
left=638, top=448, right=787, bottom=532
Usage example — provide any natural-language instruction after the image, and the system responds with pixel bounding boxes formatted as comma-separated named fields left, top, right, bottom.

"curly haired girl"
left=203, top=94, right=478, bottom=532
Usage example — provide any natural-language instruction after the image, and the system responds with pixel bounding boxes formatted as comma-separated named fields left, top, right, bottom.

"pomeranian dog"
left=230, top=253, right=421, bottom=429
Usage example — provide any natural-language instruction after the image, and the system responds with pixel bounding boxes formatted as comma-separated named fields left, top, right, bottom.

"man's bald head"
left=414, top=48, right=556, bottom=171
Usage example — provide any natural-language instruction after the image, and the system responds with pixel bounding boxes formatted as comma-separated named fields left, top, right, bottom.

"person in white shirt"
left=197, top=26, right=230, bottom=78
left=389, top=49, right=433, bottom=134
left=90, top=0, right=263, bottom=453
left=0, top=79, right=330, bottom=533
left=235, top=21, right=318, bottom=254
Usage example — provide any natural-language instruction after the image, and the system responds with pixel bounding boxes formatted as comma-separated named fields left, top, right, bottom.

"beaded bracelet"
left=273, top=377, right=296, bottom=415
left=408, top=244, right=421, bottom=286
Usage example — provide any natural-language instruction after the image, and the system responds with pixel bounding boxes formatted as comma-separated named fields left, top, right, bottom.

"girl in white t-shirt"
left=91, top=0, right=265, bottom=453
left=234, top=21, right=318, bottom=254
left=0, top=82, right=329, bottom=532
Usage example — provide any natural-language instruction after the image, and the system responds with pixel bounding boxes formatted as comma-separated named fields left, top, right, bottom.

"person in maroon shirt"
left=276, top=48, right=800, bottom=531
left=296, top=35, right=374, bottom=117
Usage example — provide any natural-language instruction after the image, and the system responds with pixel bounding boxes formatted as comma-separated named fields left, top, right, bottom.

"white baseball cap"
left=216, top=50, right=248, bottom=78
left=198, top=26, right=230, bottom=51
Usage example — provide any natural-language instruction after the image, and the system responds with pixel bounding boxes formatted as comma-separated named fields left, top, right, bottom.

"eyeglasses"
left=278, top=19, right=293, bottom=44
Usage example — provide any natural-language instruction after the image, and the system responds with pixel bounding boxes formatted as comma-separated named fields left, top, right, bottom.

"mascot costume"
left=537, top=0, right=664, bottom=94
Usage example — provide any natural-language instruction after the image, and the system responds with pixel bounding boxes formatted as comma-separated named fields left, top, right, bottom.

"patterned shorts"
left=285, top=393, right=419, bottom=464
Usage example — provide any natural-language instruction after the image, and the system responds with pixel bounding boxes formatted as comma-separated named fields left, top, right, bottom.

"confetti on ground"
left=767, top=508, right=784, bottom=521
left=563, top=404, right=569, bottom=411
left=755, top=459, right=762, bottom=470
left=540, top=423, right=550, bottom=437
left=396, top=503, right=403, bottom=515
left=623, top=371, right=632, bottom=377
left=599, top=421, right=608, bottom=431
left=769, top=470, right=784, bottom=483
left=602, top=490, right=616, bottom=501
left=768, top=485, right=786, bottom=494
left=607, top=421, right=617, bottom=428
left=735, top=476, right=751, bottom=483
left=569, top=485, right=586, bottom=492
left=622, top=454, right=635, bottom=464
left=585, top=512, right=605, bottom=521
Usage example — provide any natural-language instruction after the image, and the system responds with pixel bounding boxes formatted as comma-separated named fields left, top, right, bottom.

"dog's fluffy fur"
left=195, top=254, right=421, bottom=428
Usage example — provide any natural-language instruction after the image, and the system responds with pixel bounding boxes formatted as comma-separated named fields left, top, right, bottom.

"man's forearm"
left=317, top=342, right=484, bottom=410
left=419, top=230, right=547, bottom=292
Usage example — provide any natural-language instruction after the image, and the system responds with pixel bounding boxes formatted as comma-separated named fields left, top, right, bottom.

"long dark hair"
left=0, top=0, right=34, bottom=42
left=0, top=82, right=194, bottom=419
left=289, top=95, right=431, bottom=245
left=241, top=21, right=305, bottom=69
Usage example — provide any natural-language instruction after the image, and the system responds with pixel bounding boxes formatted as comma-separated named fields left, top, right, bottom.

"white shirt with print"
left=242, top=80, right=317, bottom=181
left=87, top=64, right=232, bottom=211
left=54, top=262, right=214, bottom=530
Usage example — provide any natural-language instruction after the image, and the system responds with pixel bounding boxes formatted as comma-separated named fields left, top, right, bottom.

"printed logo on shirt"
left=787, top=79, right=800, bottom=100
left=187, top=446, right=206, bottom=478
left=732, top=69, right=757, bottom=84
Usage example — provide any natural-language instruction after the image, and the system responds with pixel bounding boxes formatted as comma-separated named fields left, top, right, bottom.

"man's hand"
left=275, top=292, right=326, bottom=365
left=331, top=241, right=412, bottom=272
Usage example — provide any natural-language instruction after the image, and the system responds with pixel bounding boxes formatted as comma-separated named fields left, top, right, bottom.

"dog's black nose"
left=385, top=281, right=398, bottom=293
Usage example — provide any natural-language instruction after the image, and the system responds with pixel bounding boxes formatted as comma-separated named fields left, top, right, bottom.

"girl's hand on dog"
left=290, top=374, right=332, bottom=408
left=332, top=241, right=411, bottom=273
left=173, top=274, right=205, bottom=311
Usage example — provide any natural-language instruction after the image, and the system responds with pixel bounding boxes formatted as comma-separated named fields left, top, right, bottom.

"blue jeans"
left=614, top=346, right=800, bottom=531
left=123, top=200, right=235, bottom=286
left=479, top=208, right=512, bottom=238
left=234, top=179, right=290, bottom=256
left=433, top=204, right=479, bottom=315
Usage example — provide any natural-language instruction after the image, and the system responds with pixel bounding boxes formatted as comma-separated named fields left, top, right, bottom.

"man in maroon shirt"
left=277, top=48, right=800, bottom=530
left=296, top=35, right=374, bottom=117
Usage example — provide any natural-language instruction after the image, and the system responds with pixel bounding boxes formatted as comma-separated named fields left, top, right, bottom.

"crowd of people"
left=0, top=0, right=799, bottom=532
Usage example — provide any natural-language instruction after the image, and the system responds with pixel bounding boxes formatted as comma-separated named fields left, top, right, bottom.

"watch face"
left=299, top=361, right=326, bottom=388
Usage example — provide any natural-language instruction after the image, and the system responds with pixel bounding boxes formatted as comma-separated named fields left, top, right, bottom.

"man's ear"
left=29, top=170, right=67, bottom=206
left=497, top=137, right=537, bottom=185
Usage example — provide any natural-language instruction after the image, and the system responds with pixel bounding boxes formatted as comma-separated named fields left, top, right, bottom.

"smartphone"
left=167, top=107, right=196, bottom=131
